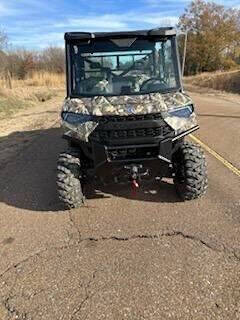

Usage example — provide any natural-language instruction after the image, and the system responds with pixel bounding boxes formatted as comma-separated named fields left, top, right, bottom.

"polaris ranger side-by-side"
left=57, top=28, right=208, bottom=208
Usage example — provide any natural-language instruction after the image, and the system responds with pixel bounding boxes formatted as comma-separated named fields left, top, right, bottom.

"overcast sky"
left=0, top=0, right=239, bottom=49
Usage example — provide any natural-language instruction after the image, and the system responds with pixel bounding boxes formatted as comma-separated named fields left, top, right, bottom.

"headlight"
left=168, top=105, right=194, bottom=118
left=61, top=111, right=94, bottom=124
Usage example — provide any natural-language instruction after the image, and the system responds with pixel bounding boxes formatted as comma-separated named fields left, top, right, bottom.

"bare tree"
left=0, top=31, right=65, bottom=78
left=39, top=47, right=65, bottom=73
left=0, top=31, right=8, bottom=75
left=7, top=49, right=36, bottom=79
left=0, top=30, right=8, bottom=50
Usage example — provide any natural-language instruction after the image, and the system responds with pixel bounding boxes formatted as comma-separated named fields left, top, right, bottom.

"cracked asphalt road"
left=0, top=91, right=239, bottom=319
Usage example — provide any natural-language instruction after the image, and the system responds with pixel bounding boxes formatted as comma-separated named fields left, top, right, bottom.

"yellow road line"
left=189, top=134, right=240, bottom=178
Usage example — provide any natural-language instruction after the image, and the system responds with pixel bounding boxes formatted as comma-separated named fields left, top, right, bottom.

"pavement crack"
left=0, top=248, right=48, bottom=279
left=79, top=230, right=215, bottom=249
left=70, top=270, right=98, bottom=320
left=78, top=230, right=240, bottom=261
left=3, top=296, right=28, bottom=320
left=1, top=229, right=239, bottom=280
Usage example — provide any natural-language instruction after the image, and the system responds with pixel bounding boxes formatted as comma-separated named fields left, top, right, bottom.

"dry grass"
left=0, top=71, right=64, bottom=89
left=24, top=72, right=65, bottom=87
left=0, top=71, right=65, bottom=118
left=184, top=70, right=240, bottom=94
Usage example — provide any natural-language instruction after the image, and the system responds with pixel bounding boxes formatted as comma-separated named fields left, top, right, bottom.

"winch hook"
left=131, top=178, right=139, bottom=196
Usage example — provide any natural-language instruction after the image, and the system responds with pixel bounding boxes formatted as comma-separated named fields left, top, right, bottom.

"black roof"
left=65, top=27, right=176, bottom=41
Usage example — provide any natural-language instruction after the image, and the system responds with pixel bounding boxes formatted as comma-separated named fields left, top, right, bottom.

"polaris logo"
left=126, top=104, right=135, bottom=114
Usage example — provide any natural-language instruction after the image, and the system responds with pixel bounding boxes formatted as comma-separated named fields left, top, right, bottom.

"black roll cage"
left=65, top=27, right=183, bottom=98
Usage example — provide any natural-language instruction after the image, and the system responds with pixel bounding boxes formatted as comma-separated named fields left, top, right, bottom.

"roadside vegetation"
left=0, top=0, right=239, bottom=119
left=0, top=72, right=64, bottom=119
left=0, top=37, right=65, bottom=118
left=184, top=70, right=240, bottom=94
left=0, top=42, right=65, bottom=119
left=178, top=0, right=240, bottom=93
left=178, top=0, right=240, bottom=75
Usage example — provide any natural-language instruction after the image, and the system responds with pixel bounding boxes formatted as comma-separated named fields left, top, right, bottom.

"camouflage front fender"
left=62, top=120, right=98, bottom=142
left=163, top=112, right=197, bottom=133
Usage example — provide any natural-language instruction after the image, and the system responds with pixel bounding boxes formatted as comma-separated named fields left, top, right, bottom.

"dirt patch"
left=0, top=91, right=64, bottom=169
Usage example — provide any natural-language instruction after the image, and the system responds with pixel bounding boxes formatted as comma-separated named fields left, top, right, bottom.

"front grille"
left=97, top=113, right=163, bottom=123
left=91, top=126, right=172, bottom=141
left=90, top=114, right=173, bottom=142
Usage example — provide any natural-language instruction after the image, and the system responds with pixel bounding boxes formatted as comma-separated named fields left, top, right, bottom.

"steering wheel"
left=140, top=78, right=168, bottom=91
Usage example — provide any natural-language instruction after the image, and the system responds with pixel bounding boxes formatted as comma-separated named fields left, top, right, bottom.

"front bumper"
left=64, top=125, right=199, bottom=169
left=91, top=125, right=198, bottom=168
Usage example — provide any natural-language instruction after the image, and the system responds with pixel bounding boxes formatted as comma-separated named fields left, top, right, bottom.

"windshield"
left=70, top=37, right=180, bottom=97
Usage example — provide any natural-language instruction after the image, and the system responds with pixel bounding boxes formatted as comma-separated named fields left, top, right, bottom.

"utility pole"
left=182, top=31, right=188, bottom=77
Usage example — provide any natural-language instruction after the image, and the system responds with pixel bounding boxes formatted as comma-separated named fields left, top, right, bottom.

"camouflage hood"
left=62, top=92, right=197, bottom=142
left=62, top=92, right=193, bottom=116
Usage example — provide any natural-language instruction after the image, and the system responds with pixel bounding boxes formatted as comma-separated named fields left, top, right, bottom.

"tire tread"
left=56, top=148, right=84, bottom=209
left=173, top=141, right=208, bottom=200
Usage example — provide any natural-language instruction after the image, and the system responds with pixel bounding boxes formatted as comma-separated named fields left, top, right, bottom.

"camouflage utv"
left=57, top=28, right=208, bottom=208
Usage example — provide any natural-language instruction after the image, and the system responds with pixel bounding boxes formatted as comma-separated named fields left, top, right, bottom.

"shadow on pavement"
left=0, top=127, right=180, bottom=213
left=85, top=179, right=179, bottom=204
